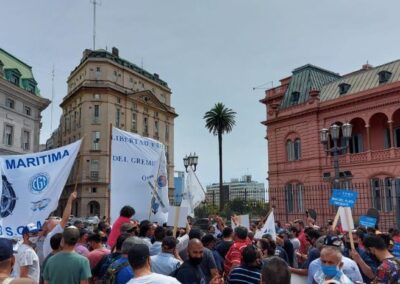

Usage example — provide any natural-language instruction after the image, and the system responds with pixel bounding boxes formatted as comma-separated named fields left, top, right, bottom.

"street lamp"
left=320, top=123, right=352, bottom=189
left=183, top=153, right=198, bottom=172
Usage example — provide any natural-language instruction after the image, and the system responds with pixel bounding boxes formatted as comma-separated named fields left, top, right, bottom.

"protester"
left=227, top=244, right=262, bottom=284
left=307, top=235, right=363, bottom=284
left=151, top=236, right=182, bottom=275
left=363, top=234, right=400, bottom=283
left=14, top=223, right=40, bottom=283
left=0, top=238, right=35, bottom=284
left=150, top=226, right=165, bottom=256
left=201, top=234, right=224, bottom=273
left=43, top=226, right=91, bottom=284
left=138, top=220, right=155, bottom=249
left=277, top=230, right=294, bottom=267
left=293, top=219, right=308, bottom=266
left=120, top=223, right=138, bottom=237
left=43, top=192, right=76, bottom=258
left=187, top=229, right=218, bottom=283
left=107, top=205, right=136, bottom=248
left=40, top=233, right=62, bottom=284
left=224, top=226, right=252, bottom=276
left=87, top=233, right=110, bottom=269
left=74, top=228, right=90, bottom=257
left=313, top=246, right=353, bottom=284
left=215, top=227, right=233, bottom=259
left=261, top=256, right=290, bottom=284
left=127, top=243, right=180, bottom=283
left=176, top=238, right=207, bottom=283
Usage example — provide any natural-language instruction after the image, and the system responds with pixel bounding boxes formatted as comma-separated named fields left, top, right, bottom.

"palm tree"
left=204, top=103, right=236, bottom=210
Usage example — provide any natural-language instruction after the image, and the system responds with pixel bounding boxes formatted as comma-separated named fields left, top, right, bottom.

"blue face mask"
left=321, top=264, right=339, bottom=278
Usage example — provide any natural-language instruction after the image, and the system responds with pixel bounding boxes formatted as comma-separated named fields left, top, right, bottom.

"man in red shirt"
left=293, top=219, right=309, bottom=266
left=224, top=226, right=252, bottom=276
left=87, top=233, right=110, bottom=269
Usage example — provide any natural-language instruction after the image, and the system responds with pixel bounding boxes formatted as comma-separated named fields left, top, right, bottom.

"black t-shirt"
left=215, top=240, right=233, bottom=258
left=176, top=261, right=206, bottom=284
left=282, top=239, right=294, bottom=267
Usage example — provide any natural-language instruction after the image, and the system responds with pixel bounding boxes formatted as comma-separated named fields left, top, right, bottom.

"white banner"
left=111, top=128, right=169, bottom=224
left=180, top=166, right=205, bottom=217
left=0, top=140, right=81, bottom=237
left=255, top=211, right=276, bottom=240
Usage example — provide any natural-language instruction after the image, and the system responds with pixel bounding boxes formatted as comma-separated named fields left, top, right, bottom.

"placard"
left=167, top=206, right=189, bottom=228
left=329, top=189, right=358, bottom=208
left=359, top=215, right=377, bottom=228
left=338, top=207, right=354, bottom=232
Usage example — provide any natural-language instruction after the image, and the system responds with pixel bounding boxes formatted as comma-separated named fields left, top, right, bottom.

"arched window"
left=294, top=139, right=301, bottom=160
left=286, top=140, right=293, bottom=161
left=285, top=183, right=304, bottom=213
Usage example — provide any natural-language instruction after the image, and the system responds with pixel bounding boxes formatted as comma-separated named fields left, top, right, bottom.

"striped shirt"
left=227, top=266, right=261, bottom=284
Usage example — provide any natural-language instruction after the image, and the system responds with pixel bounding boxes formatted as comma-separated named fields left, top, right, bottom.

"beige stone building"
left=0, top=48, right=50, bottom=155
left=50, top=47, right=177, bottom=218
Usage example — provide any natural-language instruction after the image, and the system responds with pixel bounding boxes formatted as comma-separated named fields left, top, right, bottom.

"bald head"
left=188, top=238, right=204, bottom=259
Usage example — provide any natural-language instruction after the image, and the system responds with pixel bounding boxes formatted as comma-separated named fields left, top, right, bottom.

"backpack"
left=100, top=259, right=130, bottom=284
left=93, top=253, right=121, bottom=279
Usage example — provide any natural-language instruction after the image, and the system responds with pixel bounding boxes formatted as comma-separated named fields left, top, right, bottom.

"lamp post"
left=183, top=153, right=198, bottom=172
left=320, top=123, right=352, bottom=189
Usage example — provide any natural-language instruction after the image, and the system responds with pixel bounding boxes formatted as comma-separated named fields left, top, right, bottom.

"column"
left=365, top=125, right=371, bottom=151
left=388, top=120, right=395, bottom=148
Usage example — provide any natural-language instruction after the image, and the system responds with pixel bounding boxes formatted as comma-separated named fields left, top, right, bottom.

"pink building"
left=261, top=62, right=400, bottom=230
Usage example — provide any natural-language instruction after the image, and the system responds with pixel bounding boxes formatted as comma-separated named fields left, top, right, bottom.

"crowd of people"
left=1, top=191, right=400, bottom=283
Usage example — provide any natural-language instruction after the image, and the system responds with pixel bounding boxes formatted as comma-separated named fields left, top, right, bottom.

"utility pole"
left=50, top=65, right=55, bottom=131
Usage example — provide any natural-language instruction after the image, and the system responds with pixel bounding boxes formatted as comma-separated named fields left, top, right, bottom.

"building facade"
left=206, top=175, right=265, bottom=207
left=0, top=48, right=50, bottom=155
left=51, top=47, right=177, bottom=218
left=261, top=61, right=400, bottom=229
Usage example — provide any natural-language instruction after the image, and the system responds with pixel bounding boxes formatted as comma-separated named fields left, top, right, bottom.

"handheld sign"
left=359, top=215, right=377, bottom=228
left=168, top=206, right=189, bottom=228
left=339, top=206, right=355, bottom=250
left=393, top=243, right=400, bottom=258
left=231, top=214, right=250, bottom=229
left=329, top=189, right=358, bottom=208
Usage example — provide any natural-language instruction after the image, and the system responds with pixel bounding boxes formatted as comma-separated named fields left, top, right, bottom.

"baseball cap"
left=0, top=238, right=13, bottom=261
left=120, top=223, right=136, bottom=233
left=323, top=235, right=343, bottom=247
left=21, top=223, right=40, bottom=235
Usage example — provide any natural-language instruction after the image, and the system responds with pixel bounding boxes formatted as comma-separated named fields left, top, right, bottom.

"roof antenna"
left=90, top=0, right=101, bottom=50
left=252, top=81, right=273, bottom=91
left=141, top=58, right=144, bottom=69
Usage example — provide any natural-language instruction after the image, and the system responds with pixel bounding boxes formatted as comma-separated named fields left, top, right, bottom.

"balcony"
left=337, top=148, right=400, bottom=165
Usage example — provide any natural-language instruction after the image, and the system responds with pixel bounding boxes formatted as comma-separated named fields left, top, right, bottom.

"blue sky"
left=2, top=0, right=400, bottom=187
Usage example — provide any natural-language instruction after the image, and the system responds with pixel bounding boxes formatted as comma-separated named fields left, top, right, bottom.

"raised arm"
left=61, top=192, right=77, bottom=228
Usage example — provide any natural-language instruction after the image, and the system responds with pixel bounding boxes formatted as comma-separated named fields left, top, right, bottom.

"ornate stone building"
left=51, top=47, right=177, bottom=218
left=261, top=61, right=400, bottom=228
left=0, top=48, right=50, bottom=154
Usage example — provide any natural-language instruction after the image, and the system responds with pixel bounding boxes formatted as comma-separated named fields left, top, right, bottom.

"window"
left=131, top=113, right=137, bottom=132
left=349, top=134, right=363, bottom=153
left=294, top=139, right=301, bottom=160
left=22, top=130, right=30, bottom=150
left=154, top=121, right=159, bottom=137
left=116, top=109, right=121, bottom=128
left=4, top=125, right=13, bottom=146
left=91, top=187, right=97, bottom=193
left=144, top=117, right=149, bottom=135
left=371, top=177, right=394, bottom=212
left=6, top=98, right=14, bottom=109
left=384, top=128, right=391, bottom=149
left=287, top=138, right=301, bottom=161
left=339, top=83, right=351, bottom=95
left=285, top=183, right=304, bottom=213
left=93, top=105, right=100, bottom=122
left=290, top=92, right=300, bottom=105
left=24, top=106, right=31, bottom=116
left=96, top=67, right=101, bottom=72
left=10, top=74, right=19, bottom=85
left=395, top=128, right=400, bottom=148
left=165, top=124, right=169, bottom=141
left=378, top=70, right=392, bottom=84
left=92, top=131, right=100, bottom=150
left=90, top=160, right=99, bottom=180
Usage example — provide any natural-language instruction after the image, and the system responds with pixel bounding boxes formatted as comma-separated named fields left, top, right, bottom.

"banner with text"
left=0, top=140, right=81, bottom=237
left=111, top=128, right=169, bottom=224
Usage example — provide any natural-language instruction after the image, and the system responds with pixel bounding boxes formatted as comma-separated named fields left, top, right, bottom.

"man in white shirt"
left=43, top=192, right=77, bottom=258
left=14, top=223, right=41, bottom=283
left=127, top=243, right=180, bottom=284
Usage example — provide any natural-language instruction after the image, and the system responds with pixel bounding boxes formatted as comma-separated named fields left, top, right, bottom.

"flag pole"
left=73, top=137, right=85, bottom=194
left=108, top=124, right=112, bottom=223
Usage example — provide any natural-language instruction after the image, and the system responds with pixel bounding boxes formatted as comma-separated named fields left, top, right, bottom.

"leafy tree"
left=204, top=103, right=236, bottom=211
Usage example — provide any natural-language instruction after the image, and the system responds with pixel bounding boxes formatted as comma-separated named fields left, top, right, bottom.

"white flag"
left=255, top=211, right=276, bottom=240
left=0, top=140, right=81, bottom=237
left=180, top=166, right=205, bottom=217
left=110, top=128, right=169, bottom=224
